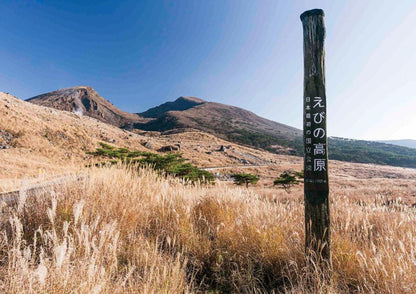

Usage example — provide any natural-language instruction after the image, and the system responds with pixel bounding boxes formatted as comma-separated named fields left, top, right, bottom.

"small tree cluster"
left=87, top=142, right=147, bottom=160
left=137, top=153, right=214, bottom=184
left=87, top=143, right=214, bottom=184
left=231, top=173, right=259, bottom=188
left=274, top=170, right=301, bottom=192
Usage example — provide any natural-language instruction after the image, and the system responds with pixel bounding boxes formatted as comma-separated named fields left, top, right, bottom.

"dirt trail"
left=0, top=174, right=88, bottom=205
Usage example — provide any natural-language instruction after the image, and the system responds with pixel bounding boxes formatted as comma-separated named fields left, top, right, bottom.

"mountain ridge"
left=25, top=86, right=416, bottom=168
left=139, top=96, right=205, bottom=118
left=0, top=91, right=292, bottom=183
left=27, top=86, right=148, bottom=127
left=377, top=139, right=416, bottom=149
left=131, top=98, right=301, bottom=153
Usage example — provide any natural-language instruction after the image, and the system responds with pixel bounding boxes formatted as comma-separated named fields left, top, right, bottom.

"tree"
left=231, top=173, right=259, bottom=188
left=273, top=170, right=300, bottom=192
left=87, top=143, right=215, bottom=184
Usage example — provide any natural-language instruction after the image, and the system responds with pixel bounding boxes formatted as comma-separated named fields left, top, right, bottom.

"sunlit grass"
left=0, top=165, right=415, bottom=293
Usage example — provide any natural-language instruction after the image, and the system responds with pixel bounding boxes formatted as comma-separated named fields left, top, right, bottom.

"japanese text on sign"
left=304, top=96, right=327, bottom=184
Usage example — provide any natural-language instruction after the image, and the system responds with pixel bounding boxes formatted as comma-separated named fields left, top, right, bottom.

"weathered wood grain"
left=300, top=8, right=331, bottom=271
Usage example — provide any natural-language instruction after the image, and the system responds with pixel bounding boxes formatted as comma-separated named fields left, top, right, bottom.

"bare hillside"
left=133, top=96, right=301, bottom=154
left=0, top=92, right=151, bottom=182
left=26, top=89, right=416, bottom=168
left=3, top=91, right=416, bottom=196
left=0, top=92, right=294, bottom=189
left=27, top=86, right=148, bottom=127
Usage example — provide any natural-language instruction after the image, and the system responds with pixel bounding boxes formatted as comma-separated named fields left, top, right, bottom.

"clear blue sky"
left=1, top=0, right=416, bottom=140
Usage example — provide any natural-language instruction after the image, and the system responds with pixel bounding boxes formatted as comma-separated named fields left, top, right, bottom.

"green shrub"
left=87, top=143, right=214, bottom=184
left=231, top=173, right=259, bottom=188
left=273, top=170, right=300, bottom=192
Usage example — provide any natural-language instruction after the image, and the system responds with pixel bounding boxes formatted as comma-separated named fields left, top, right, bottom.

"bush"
left=274, top=170, right=301, bottom=192
left=87, top=143, right=214, bottom=184
left=231, top=173, right=259, bottom=187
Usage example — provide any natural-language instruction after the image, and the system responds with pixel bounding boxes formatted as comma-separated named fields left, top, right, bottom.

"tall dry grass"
left=0, top=165, right=415, bottom=293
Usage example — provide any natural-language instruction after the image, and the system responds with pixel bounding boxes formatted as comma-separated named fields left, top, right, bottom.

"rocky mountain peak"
left=26, top=86, right=144, bottom=127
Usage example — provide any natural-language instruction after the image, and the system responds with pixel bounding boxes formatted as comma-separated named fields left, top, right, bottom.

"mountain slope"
left=139, top=96, right=205, bottom=118
left=1, top=92, right=291, bottom=188
left=133, top=97, right=416, bottom=168
left=328, top=137, right=416, bottom=168
left=23, top=88, right=416, bottom=169
left=377, top=139, right=416, bottom=149
left=132, top=97, right=302, bottom=154
left=27, top=86, right=147, bottom=127
left=0, top=91, right=150, bottom=182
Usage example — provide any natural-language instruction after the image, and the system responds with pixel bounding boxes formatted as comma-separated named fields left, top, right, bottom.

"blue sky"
left=1, top=0, right=416, bottom=140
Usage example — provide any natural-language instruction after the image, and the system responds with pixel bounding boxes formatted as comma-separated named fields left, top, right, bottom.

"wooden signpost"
left=300, top=9, right=331, bottom=270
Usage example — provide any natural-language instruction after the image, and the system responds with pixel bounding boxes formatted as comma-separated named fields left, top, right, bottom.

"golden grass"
left=1, top=165, right=415, bottom=293
left=0, top=92, right=292, bottom=184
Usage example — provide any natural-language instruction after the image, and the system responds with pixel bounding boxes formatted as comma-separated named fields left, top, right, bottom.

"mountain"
left=377, top=139, right=416, bottom=149
left=133, top=96, right=302, bottom=154
left=27, top=86, right=147, bottom=127
left=25, top=88, right=416, bottom=168
left=133, top=97, right=416, bottom=168
left=139, top=96, right=205, bottom=118
left=328, top=137, right=416, bottom=168
left=1, top=91, right=148, bottom=180
left=0, top=92, right=289, bottom=183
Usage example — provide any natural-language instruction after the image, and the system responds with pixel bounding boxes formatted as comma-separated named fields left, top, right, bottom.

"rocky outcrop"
left=158, top=144, right=181, bottom=152
left=27, top=86, right=148, bottom=127
left=0, top=129, right=13, bottom=149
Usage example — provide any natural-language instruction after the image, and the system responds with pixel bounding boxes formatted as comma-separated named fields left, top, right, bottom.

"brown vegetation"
left=0, top=92, right=289, bottom=189
left=1, top=165, right=416, bottom=293
left=2, top=91, right=416, bottom=292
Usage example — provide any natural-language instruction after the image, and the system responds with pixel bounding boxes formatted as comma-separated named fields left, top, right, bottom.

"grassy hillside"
left=0, top=92, right=292, bottom=189
left=1, top=165, right=415, bottom=293
left=23, top=88, right=416, bottom=169
left=218, top=129, right=416, bottom=168
left=328, top=137, right=416, bottom=168
left=134, top=97, right=416, bottom=169
left=0, top=92, right=153, bottom=184
left=131, top=98, right=301, bottom=155
left=377, top=139, right=416, bottom=149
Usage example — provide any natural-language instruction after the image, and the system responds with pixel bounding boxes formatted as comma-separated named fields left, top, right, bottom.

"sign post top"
left=300, top=9, right=325, bottom=21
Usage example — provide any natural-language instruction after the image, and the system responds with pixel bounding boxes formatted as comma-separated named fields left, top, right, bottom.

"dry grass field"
left=2, top=92, right=416, bottom=293
left=1, top=164, right=416, bottom=293
left=0, top=92, right=286, bottom=191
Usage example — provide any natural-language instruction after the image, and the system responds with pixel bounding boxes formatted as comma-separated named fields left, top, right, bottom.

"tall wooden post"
left=300, top=9, right=331, bottom=270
